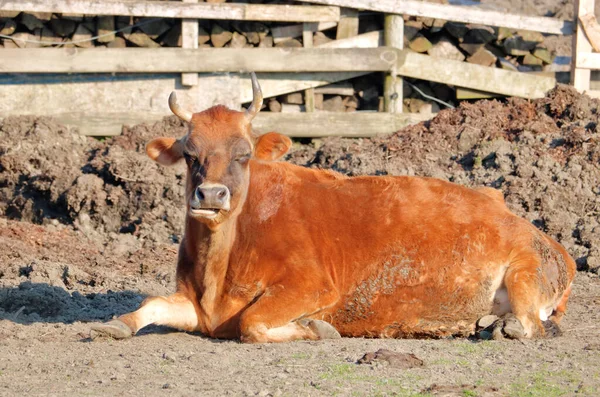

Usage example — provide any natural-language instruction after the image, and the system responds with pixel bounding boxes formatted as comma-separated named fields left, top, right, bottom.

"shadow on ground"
left=0, top=282, right=145, bottom=324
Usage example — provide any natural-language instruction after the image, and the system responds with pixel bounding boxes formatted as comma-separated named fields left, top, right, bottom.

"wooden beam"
left=29, top=111, right=431, bottom=137
left=0, top=0, right=340, bottom=22
left=181, top=0, right=198, bottom=86
left=240, top=73, right=367, bottom=103
left=295, top=0, right=573, bottom=34
left=0, top=48, right=556, bottom=98
left=576, top=52, right=600, bottom=69
left=303, top=23, right=316, bottom=112
left=0, top=48, right=396, bottom=73
left=398, top=51, right=556, bottom=98
left=580, top=13, right=600, bottom=52
left=384, top=14, right=403, bottom=113
left=572, top=0, right=594, bottom=91
left=336, top=8, right=359, bottom=40
left=251, top=112, right=434, bottom=137
left=316, top=30, right=383, bottom=48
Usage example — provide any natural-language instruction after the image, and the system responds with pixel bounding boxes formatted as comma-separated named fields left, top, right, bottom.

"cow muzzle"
left=190, top=183, right=231, bottom=218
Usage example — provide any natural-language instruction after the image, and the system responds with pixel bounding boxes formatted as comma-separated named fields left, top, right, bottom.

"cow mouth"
left=190, top=207, right=221, bottom=218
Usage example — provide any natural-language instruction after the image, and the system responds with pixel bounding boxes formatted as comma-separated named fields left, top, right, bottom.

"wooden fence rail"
left=296, top=0, right=573, bottom=34
left=0, top=0, right=340, bottom=22
left=0, top=48, right=555, bottom=99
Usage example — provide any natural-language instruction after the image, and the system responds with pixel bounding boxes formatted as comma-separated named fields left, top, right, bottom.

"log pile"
left=0, top=1, right=562, bottom=113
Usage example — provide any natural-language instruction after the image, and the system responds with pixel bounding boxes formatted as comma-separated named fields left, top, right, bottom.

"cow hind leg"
left=500, top=256, right=562, bottom=339
left=90, top=293, right=198, bottom=339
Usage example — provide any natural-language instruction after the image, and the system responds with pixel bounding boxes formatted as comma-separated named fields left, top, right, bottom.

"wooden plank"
left=580, top=13, right=600, bottom=52
left=252, top=112, right=433, bottom=137
left=456, top=87, right=503, bottom=100
left=0, top=48, right=556, bottom=98
left=315, top=30, right=383, bottom=48
left=181, top=0, right=199, bottom=86
left=398, top=51, right=556, bottom=98
left=303, top=23, right=316, bottom=112
left=0, top=0, right=340, bottom=22
left=0, top=48, right=396, bottom=73
left=575, top=52, right=600, bottom=69
left=271, top=21, right=337, bottom=44
left=336, top=8, right=359, bottom=40
left=296, top=0, right=573, bottom=34
left=384, top=14, right=403, bottom=113
left=314, top=83, right=354, bottom=95
left=239, top=72, right=368, bottom=103
left=35, top=111, right=431, bottom=137
left=572, top=0, right=594, bottom=91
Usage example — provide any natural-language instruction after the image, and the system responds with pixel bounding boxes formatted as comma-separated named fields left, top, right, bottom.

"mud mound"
left=289, top=85, right=600, bottom=272
left=0, top=115, right=188, bottom=247
left=1, top=85, right=598, bottom=273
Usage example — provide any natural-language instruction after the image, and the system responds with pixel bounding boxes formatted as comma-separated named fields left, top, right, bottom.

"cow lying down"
left=91, top=73, right=575, bottom=343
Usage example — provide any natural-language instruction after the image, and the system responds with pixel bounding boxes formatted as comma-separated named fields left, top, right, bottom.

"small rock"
left=357, top=349, right=424, bottom=369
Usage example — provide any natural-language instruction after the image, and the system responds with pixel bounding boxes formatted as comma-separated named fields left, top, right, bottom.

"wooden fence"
left=0, top=0, right=592, bottom=137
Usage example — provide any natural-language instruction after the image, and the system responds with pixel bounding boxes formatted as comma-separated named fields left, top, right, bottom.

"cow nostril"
left=217, top=189, right=227, bottom=200
left=195, top=187, right=204, bottom=201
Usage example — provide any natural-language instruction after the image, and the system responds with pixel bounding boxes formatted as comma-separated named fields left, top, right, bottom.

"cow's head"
left=146, top=73, right=291, bottom=227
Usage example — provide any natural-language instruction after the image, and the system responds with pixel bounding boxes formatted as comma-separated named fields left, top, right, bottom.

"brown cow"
left=91, top=73, right=575, bottom=343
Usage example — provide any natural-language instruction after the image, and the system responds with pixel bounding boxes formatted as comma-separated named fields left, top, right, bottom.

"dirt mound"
left=1, top=85, right=599, bottom=273
left=0, top=115, right=188, bottom=248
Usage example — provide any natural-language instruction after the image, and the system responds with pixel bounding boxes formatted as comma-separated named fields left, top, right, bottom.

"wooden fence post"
left=571, top=0, right=594, bottom=92
left=303, top=23, right=317, bottom=112
left=181, top=0, right=198, bottom=86
left=384, top=14, right=403, bottom=113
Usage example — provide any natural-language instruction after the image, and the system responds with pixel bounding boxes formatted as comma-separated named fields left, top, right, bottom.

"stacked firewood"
left=0, top=6, right=559, bottom=113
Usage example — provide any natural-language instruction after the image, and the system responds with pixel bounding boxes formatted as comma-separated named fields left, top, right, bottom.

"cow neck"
left=184, top=216, right=236, bottom=316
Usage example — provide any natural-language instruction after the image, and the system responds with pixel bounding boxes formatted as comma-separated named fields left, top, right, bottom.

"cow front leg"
left=239, top=284, right=340, bottom=343
left=90, top=293, right=198, bottom=339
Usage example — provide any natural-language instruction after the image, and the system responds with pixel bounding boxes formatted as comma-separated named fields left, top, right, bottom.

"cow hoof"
left=90, top=319, right=133, bottom=340
left=307, top=320, right=341, bottom=339
left=501, top=314, right=525, bottom=339
left=542, top=320, right=562, bottom=338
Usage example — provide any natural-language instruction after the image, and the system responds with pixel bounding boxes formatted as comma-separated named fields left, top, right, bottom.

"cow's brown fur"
left=93, top=100, right=576, bottom=343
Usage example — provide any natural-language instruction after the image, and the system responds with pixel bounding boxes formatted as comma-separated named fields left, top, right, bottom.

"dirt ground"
left=1, top=83, right=599, bottom=396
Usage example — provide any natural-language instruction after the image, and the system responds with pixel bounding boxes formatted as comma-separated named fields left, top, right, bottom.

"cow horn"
left=245, top=72, right=263, bottom=122
left=168, top=92, right=193, bottom=123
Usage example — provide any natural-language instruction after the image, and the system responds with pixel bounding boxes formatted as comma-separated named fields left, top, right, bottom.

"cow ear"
left=254, top=132, right=292, bottom=161
left=146, top=137, right=184, bottom=165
